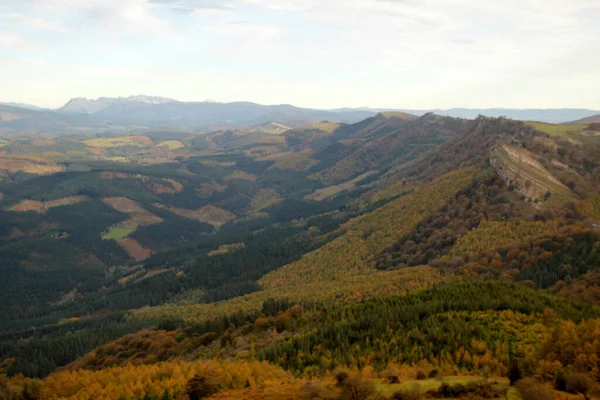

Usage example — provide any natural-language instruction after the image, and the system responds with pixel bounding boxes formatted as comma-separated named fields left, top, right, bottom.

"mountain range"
left=1, top=95, right=599, bottom=136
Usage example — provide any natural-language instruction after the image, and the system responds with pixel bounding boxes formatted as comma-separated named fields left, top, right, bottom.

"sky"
left=0, top=0, right=599, bottom=110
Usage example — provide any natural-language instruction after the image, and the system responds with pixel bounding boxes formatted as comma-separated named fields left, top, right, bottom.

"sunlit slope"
left=131, top=168, right=475, bottom=323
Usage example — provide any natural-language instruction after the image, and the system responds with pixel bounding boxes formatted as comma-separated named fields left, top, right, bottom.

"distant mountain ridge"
left=567, top=114, right=600, bottom=124
left=1, top=96, right=599, bottom=136
left=336, top=107, right=600, bottom=124
left=59, top=95, right=178, bottom=114
left=0, top=102, right=49, bottom=111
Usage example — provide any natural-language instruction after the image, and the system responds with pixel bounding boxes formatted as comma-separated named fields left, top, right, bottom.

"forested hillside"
left=2, top=114, right=600, bottom=399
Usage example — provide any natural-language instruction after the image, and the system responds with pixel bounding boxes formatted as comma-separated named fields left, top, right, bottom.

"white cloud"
left=0, top=31, right=36, bottom=50
left=0, top=0, right=599, bottom=109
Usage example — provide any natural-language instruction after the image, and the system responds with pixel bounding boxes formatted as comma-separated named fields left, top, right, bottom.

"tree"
left=507, top=359, right=522, bottom=385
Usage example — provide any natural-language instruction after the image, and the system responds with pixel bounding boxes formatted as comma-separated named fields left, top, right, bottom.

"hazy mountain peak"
left=59, top=95, right=178, bottom=114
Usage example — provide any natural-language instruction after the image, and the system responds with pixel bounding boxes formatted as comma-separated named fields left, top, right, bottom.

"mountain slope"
left=2, top=111, right=600, bottom=398
left=567, top=113, right=600, bottom=124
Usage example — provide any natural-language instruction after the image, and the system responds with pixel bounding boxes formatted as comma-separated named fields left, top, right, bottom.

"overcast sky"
left=0, top=0, right=598, bottom=109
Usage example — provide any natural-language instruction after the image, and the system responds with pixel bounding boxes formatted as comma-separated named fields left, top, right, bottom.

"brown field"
left=0, top=154, right=65, bottom=175
left=87, top=147, right=106, bottom=155
left=119, top=238, right=152, bottom=262
left=224, top=170, right=258, bottom=182
left=102, top=197, right=163, bottom=226
left=254, top=136, right=287, bottom=145
left=8, top=196, right=88, bottom=213
left=155, top=204, right=236, bottom=228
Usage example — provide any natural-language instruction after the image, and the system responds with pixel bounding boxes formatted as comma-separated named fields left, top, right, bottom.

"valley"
left=1, top=109, right=600, bottom=400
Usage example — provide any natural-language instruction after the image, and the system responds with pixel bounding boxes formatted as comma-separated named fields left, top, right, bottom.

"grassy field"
left=155, top=204, right=236, bottom=228
left=102, top=197, right=163, bottom=244
left=260, top=150, right=320, bottom=171
left=157, top=140, right=185, bottom=150
left=526, top=122, right=586, bottom=138
left=375, top=376, right=509, bottom=396
left=250, top=188, right=284, bottom=211
left=8, top=196, right=88, bottom=213
left=308, top=171, right=376, bottom=201
left=104, top=226, right=135, bottom=242
left=83, top=136, right=152, bottom=148
left=379, top=111, right=418, bottom=120
left=254, top=136, right=287, bottom=145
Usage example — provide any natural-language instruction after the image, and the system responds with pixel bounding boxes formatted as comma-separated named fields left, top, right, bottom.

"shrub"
left=391, top=383, right=421, bottom=400
left=438, top=382, right=468, bottom=398
left=516, top=378, right=554, bottom=400
left=339, top=374, right=379, bottom=400
left=564, top=372, right=599, bottom=400
left=334, top=369, right=350, bottom=387
left=301, top=381, right=336, bottom=400
left=428, top=369, right=439, bottom=378
left=384, top=366, right=400, bottom=384
left=415, top=369, right=426, bottom=380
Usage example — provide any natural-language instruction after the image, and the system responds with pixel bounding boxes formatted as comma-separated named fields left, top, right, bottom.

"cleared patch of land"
left=104, top=227, right=135, bottom=242
left=308, top=171, right=376, bottom=201
left=378, top=111, right=418, bottom=120
left=301, top=121, right=342, bottom=133
left=260, top=150, right=320, bottom=171
left=254, top=135, right=287, bottom=145
left=102, top=197, right=163, bottom=244
left=250, top=121, right=291, bottom=134
left=83, top=136, right=153, bottom=148
left=224, top=170, right=258, bottom=182
left=157, top=140, right=185, bottom=150
left=103, top=197, right=163, bottom=225
left=208, top=243, right=246, bottom=257
left=8, top=196, right=88, bottom=213
left=527, top=121, right=586, bottom=138
left=490, top=144, right=575, bottom=208
left=376, top=376, right=509, bottom=397
left=120, top=238, right=152, bottom=261
left=250, top=188, right=284, bottom=211
left=154, top=204, right=236, bottom=228
left=0, top=154, right=65, bottom=175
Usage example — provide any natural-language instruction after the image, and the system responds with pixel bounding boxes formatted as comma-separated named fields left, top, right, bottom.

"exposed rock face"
left=490, top=144, right=574, bottom=208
